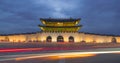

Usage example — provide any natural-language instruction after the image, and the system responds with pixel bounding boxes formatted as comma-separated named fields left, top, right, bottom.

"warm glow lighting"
left=75, top=21, right=78, bottom=24
left=59, top=54, right=95, bottom=58
left=48, top=54, right=96, bottom=60
left=40, top=27, right=44, bottom=30
left=57, top=22, right=63, bottom=24
left=57, top=22, right=63, bottom=26
left=42, top=21, right=46, bottom=24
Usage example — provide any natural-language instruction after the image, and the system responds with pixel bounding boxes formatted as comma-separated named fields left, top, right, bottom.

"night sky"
left=0, top=0, right=120, bottom=35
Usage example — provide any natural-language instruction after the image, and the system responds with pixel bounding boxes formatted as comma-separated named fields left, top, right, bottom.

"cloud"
left=33, top=0, right=78, bottom=17
left=0, top=0, right=120, bottom=35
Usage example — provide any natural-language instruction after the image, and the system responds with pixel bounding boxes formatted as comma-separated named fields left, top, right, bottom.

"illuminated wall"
left=0, top=36, right=5, bottom=42
left=116, top=37, right=120, bottom=43
left=7, top=35, right=26, bottom=42
left=40, top=32, right=81, bottom=42
left=0, top=32, right=120, bottom=43
left=79, top=33, right=117, bottom=43
left=83, top=34, right=94, bottom=43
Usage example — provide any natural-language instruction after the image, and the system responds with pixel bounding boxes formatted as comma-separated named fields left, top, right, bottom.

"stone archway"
left=111, top=37, right=117, bottom=43
left=69, top=36, right=74, bottom=43
left=57, top=36, right=64, bottom=42
left=46, top=36, right=52, bottom=42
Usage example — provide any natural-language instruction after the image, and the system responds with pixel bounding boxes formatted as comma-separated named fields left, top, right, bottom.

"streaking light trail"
left=0, top=48, right=43, bottom=52
left=15, top=51, right=120, bottom=60
left=1, top=51, right=120, bottom=61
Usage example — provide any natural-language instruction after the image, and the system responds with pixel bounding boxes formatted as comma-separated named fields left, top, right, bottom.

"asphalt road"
left=1, top=48, right=120, bottom=63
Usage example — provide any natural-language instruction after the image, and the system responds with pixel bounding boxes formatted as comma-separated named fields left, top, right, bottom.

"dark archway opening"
left=111, top=37, right=117, bottom=43
left=46, top=36, right=52, bottom=42
left=57, top=36, right=64, bottom=42
left=69, top=36, right=74, bottom=43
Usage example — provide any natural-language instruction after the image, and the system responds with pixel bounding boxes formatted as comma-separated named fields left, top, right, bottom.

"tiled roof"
left=40, top=18, right=81, bottom=22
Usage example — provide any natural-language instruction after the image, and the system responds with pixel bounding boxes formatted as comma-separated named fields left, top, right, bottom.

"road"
left=1, top=48, right=120, bottom=63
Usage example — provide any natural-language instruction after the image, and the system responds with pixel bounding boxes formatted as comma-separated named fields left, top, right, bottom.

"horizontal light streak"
left=0, top=47, right=90, bottom=53
left=0, top=48, right=43, bottom=52
left=15, top=51, right=120, bottom=61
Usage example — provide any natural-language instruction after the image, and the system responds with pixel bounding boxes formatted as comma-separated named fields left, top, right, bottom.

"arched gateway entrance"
left=46, top=36, right=52, bottom=42
left=57, top=36, right=64, bottom=42
left=111, top=37, right=117, bottom=43
left=69, top=36, right=74, bottom=42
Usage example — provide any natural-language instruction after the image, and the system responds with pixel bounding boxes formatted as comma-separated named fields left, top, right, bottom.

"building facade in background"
left=0, top=18, right=119, bottom=43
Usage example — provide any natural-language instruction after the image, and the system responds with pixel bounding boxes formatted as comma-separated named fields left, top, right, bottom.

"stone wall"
left=0, top=32, right=120, bottom=43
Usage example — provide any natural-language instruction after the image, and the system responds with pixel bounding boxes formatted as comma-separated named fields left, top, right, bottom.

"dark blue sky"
left=0, top=0, right=120, bottom=35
